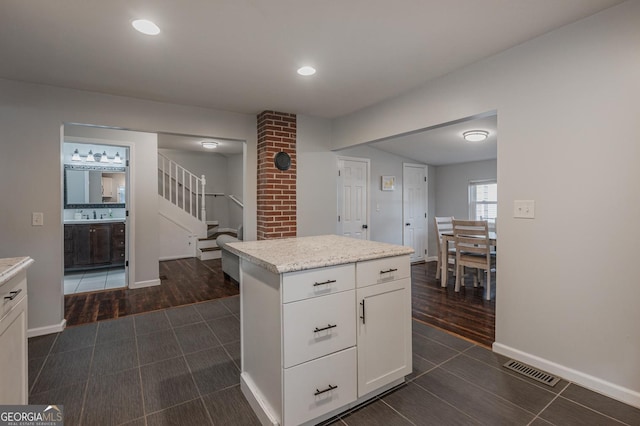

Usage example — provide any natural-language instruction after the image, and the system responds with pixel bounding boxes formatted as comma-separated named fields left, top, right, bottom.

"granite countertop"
left=226, top=235, right=414, bottom=274
left=0, top=257, right=34, bottom=286
left=64, top=218, right=126, bottom=224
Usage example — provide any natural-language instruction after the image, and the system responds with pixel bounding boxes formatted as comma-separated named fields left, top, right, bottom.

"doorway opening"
left=62, top=130, right=130, bottom=295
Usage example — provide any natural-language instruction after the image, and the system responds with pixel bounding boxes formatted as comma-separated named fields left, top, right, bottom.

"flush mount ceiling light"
left=132, top=19, right=160, bottom=36
left=463, top=130, right=489, bottom=142
left=201, top=141, right=218, bottom=149
left=297, top=66, right=316, bottom=76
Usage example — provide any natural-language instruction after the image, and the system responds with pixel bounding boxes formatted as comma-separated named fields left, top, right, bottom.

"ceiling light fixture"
left=297, top=66, right=316, bottom=76
left=202, top=141, right=218, bottom=149
left=463, top=130, right=489, bottom=142
left=132, top=19, right=160, bottom=36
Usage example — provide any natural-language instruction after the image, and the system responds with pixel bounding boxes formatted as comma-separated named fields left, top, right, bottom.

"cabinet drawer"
left=282, top=264, right=355, bottom=303
left=283, top=347, right=357, bottom=426
left=356, top=255, right=410, bottom=288
left=283, top=290, right=355, bottom=368
left=1, top=274, right=27, bottom=321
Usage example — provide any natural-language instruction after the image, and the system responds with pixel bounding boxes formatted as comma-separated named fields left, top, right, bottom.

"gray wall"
left=226, top=153, right=244, bottom=230
left=435, top=159, right=497, bottom=219
left=331, top=1, right=640, bottom=406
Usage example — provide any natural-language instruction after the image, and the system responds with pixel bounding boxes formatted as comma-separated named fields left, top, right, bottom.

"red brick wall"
left=257, top=111, right=296, bottom=240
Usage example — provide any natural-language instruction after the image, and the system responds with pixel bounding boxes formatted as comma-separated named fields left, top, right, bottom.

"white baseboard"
left=159, top=255, right=193, bottom=261
left=28, top=319, right=66, bottom=338
left=493, top=342, right=640, bottom=409
left=130, top=278, right=161, bottom=289
left=425, top=255, right=438, bottom=262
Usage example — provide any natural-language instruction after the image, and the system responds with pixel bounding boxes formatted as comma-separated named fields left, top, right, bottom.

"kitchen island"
left=226, top=235, right=413, bottom=426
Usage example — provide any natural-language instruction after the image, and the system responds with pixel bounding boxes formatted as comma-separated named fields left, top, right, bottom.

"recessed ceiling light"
left=132, top=19, right=160, bottom=36
left=202, top=141, right=218, bottom=149
left=463, top=130, right=489, bottom=142
left=297, top=66, right=316, bottom=76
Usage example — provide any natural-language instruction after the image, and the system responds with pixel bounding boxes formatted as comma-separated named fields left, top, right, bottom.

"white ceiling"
left=370, top=114, right=497, bottom=166
left=0, top=0, right=623, bottom=120
left=158, top=133, right=243, bottom=156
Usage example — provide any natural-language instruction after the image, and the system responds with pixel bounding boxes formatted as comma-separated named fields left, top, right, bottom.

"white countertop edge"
left=64, top=219, right=126, bottom=224
left=0, top=257, right=34, bottom=286
left=226, top=236, right=413, bottom=274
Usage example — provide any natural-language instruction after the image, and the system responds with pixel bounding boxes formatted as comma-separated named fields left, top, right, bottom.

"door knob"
left=405, top=223, right=410, bottom=226
left=362, top=224, right=368, bottom=229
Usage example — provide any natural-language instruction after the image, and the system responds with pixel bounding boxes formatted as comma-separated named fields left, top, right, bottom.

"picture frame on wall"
left=381, top=175, right=395, bottom=191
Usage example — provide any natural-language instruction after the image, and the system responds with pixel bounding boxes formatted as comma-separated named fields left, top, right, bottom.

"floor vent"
left=503, top=360, right=560, bottom=387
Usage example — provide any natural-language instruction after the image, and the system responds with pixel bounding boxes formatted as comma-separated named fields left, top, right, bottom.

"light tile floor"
left=28, top=295, right=640, bottom=426
left=64, top=267, right=126, bottom=295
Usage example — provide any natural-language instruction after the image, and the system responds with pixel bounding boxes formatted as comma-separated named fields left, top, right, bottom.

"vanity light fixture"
left=113, top=152, right=122, bottom=164
left=463, top=130, right=489, bottom=142
left=201, top=141, right=218, bottom=149
left=86, top=150, right=95, bottom=162
left=100, top=151, right=110, bottom=163
left=132, top=19, right=160, bottom=36
left=71, top=149, right=81, bottom=161
left=297, top=66, right=316, bottom=76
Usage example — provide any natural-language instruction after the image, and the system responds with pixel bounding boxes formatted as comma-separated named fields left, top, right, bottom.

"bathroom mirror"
left=64, top=165, right=126, bottom=208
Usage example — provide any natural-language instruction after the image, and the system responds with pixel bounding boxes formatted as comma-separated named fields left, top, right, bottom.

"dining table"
left=440, top=231, right=497, bottom=288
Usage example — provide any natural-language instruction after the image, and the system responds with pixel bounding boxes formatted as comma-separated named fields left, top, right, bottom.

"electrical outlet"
left=513, top=200, right=535, bottom=219
left=32, top=212, right=44, bottom=226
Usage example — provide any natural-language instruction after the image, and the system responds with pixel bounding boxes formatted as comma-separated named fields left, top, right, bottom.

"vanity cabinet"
left=64, top=222, right=125, bottom=270
left=235, top=236, right=412, bottom=426
left=0, top=257, right=32, bottom=404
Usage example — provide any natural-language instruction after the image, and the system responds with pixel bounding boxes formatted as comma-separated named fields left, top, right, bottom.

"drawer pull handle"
left=313, top=279, right=336, bottom=287
left=360, top=300, right=365, bottom=324
left=314, top=324, right=337, bottom=333
left=380, top=268, right=398, bottom=274
left=314, top=384, right=338, bottom=396
left=4, top=289, right=22, bottom=301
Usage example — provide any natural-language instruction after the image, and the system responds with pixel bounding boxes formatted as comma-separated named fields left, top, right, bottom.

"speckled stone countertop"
left=0, top=257, right=34, bottom=287
left=226, top=235, right=413, bottom=274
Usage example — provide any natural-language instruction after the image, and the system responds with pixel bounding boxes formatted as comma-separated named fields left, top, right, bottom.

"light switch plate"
left=32, top=212, right=44, bottom=226
left=513, top=200, right=535, bottom=219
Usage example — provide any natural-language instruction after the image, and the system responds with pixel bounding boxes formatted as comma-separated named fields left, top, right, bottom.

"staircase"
left=196, top=224, right=238, bottom=260
left=158, top=153, right=209, bottom=260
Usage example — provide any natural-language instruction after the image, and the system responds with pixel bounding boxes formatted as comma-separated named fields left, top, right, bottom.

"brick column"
left=257, top=111, right=297, bottom=240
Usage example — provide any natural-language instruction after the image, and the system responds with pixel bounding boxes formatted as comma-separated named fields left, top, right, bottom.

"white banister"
left=158, top=153, right=206, bottom=222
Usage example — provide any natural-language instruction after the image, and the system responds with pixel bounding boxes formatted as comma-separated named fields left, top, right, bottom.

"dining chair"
left=434, top=216, right=455, bottom=280
left=452, top=219, right=495, bottom=300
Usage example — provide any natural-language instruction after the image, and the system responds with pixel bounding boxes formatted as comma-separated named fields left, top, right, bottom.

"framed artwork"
left=381, top=175, right=395, bottom=191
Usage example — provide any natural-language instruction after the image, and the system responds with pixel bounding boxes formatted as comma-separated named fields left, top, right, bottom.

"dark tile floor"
left=29, top=295, right=640, bottom=426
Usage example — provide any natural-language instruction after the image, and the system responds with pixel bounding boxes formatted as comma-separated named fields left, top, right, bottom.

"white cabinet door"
left=356, top=278, right=412, bottom=397
left=0, top=294, right=28, bottom=404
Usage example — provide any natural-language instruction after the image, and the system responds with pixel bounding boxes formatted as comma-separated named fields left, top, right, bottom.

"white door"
left=337, top=157, right=369, bottom=240
left=403, top=164, right=427, bottom=262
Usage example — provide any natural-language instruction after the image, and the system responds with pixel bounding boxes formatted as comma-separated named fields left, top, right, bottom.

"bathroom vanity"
left=0, top=257, right=32, bottom=404
left=226, top=235, right=413, bottom=426
left=64, top=220, right=126, bottom=271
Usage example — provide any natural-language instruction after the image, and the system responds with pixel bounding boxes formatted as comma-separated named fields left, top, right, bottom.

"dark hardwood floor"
left=65, top=257, right=495, bottom=348
left=411, top=261, right=496, bottom=348
left=64, top=258, right=239, bottom=326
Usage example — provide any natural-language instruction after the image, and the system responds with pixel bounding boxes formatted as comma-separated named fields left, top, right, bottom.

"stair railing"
left=158, top=153, right=206, bottom=222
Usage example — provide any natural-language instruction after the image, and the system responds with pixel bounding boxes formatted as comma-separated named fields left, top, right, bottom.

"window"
left=469, top=180, right=497, bottom=222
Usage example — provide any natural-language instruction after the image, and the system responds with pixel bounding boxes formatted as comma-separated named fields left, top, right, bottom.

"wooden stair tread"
left=199, top=231, right=237, bottom=241
left=200, top=246, right=222, bottom=252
